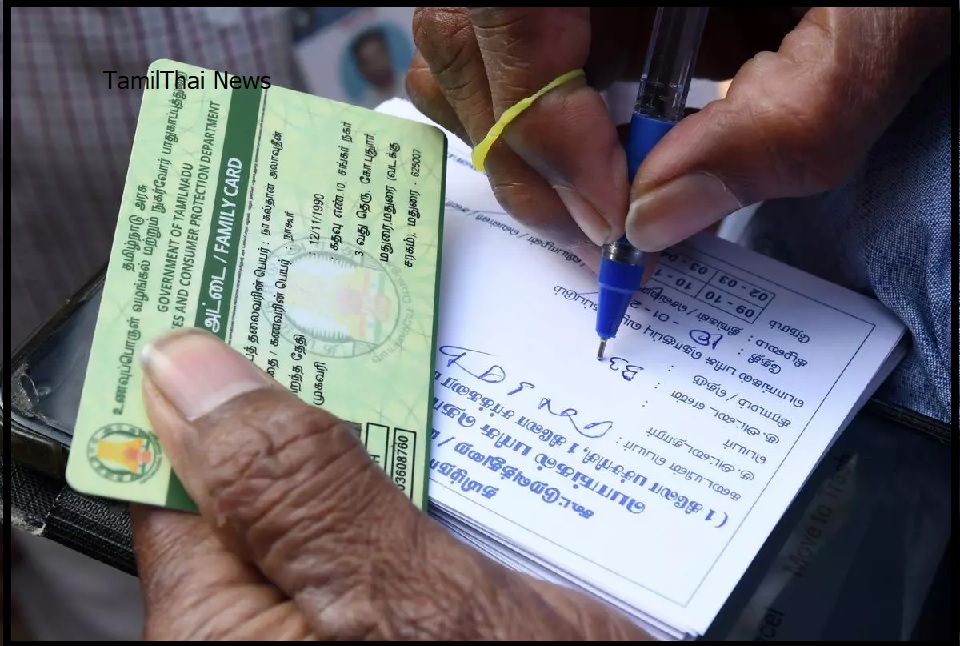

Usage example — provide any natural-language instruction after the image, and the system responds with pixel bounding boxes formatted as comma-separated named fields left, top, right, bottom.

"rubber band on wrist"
left=471, top=69, right=585, bottom=173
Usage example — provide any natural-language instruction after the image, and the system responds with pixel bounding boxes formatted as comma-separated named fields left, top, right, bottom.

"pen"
left=596, top=6, right=709, bottom=360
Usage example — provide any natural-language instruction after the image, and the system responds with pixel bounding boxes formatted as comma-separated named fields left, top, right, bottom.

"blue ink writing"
left=438, top=344, right=615, bottom=439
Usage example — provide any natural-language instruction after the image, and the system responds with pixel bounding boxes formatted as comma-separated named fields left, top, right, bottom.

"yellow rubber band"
left=471, top=69, right=585, bottom=173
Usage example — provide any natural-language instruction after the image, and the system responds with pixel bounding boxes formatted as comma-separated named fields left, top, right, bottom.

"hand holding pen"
left=407, top=6, right=949, bottom=265
left=595, top=6, right=707, bottom=357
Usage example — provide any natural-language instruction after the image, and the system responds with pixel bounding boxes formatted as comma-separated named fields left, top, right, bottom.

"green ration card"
left=66, top=60, right=446, bottom=512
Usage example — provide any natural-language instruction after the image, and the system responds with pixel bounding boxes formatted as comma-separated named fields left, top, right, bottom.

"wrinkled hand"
left=131, top=328, right=652, bottom=640
left=407, top=7, right=950, bottom=255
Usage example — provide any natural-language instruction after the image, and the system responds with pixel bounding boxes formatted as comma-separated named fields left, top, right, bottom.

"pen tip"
left=597, top=339, right=607, bottom=361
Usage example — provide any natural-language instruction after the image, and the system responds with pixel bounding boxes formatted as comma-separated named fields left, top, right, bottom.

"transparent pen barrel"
left=634, top=7, right=709, bottom=123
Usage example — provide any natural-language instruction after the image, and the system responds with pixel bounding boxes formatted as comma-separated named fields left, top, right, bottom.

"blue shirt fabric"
left=743, top=60, right=953, bottom=424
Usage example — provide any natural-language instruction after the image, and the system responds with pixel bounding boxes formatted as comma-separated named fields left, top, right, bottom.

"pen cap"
left=635, top=7, right=709, bottom=123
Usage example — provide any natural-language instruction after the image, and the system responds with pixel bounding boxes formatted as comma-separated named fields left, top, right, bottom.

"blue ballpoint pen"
left=596, top=6, right=709, bottom=360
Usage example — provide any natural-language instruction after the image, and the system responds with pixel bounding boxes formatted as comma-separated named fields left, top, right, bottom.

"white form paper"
left=376, top=100, right=907, bottom=637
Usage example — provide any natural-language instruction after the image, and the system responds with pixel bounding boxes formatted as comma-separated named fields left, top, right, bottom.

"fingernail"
left=626, top=173, right=741, bottom=252
left=140, top=328, right=272, bottom=422
left=553, top=185, right=613, bottom=247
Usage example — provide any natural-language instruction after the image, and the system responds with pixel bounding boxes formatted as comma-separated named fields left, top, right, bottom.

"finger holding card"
left=129, top=328, right=654, bottom=640
left=66, top=60, right=446, bottom=513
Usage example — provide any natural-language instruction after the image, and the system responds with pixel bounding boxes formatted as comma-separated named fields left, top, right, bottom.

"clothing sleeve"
left=9, top=7, right=300, bottom=349
left=741, top=60, right=953, bottom=424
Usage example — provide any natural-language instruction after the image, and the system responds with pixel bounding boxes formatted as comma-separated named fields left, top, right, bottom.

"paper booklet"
left=377, top=98, right=906, bottom=640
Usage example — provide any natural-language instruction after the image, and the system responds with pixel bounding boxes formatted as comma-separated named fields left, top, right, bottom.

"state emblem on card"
left=262, top=238, right=412, bottom=359
left=87, top=423, right=163, bottom=484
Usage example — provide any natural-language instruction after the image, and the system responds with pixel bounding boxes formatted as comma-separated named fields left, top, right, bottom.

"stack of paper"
left=377, top=99, right=907, bottom=640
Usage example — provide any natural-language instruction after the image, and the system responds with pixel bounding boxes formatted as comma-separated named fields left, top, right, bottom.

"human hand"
left=131, top=328, right=652, bottom=640
left=406, top=7, right=950, bottom=255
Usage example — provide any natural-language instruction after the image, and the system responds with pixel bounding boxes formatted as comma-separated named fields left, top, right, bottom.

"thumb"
left=138, top=328, right=659, bottom=640
left=625, top=7, right=951, bottom=252
left=139, top=328, right=428, bottom=629
left=137, top=328, right=655, bottom=640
